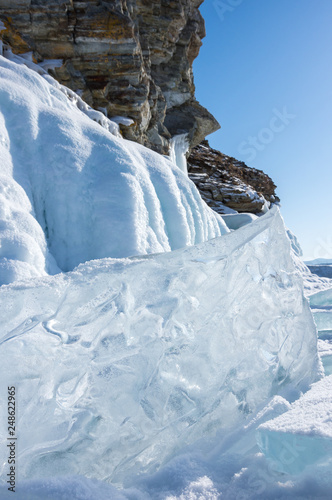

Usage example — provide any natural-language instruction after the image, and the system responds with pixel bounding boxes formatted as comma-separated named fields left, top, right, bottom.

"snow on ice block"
left=0, top=55, right=227, bottom=280
left=0, top=207, right=321, bottom=485
left=257, top=375, right=332, bottom=474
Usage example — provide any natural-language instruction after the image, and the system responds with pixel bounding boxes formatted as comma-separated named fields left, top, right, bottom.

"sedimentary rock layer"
left=0, top=0, right=220, bottom=153
left=188, top=141, right=280, bottom=214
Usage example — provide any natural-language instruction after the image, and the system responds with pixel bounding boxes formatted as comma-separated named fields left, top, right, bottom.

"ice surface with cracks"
left=1, top=393, right=332, bottom=499
left=0, top=206, right=321, bottom=487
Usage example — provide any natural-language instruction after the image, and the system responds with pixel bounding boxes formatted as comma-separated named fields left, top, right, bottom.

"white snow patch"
left=39, top=59, right=63, bottom=71
left=111, top=116, right=135, bottom=127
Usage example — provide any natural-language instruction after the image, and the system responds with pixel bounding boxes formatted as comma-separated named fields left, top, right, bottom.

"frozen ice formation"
left=310, top=288, right=332, bottom=335
left=221, top=212, right=258, bottom=230
left=0, top=55, right=228, bottom=283
left=310, top=287, right=332, bottom=376
left=310, top=287, right=332, bottom=309
left=169, top=133, right=190, bottom=174
left=257, top=285, right=332, bottom=476
left=0, top=206, right=321, bottom=485
left=257, top=375, right=332, bottom=474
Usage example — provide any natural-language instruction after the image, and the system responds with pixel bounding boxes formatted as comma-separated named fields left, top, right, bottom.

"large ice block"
left=0, top=207, right=321, bottom=485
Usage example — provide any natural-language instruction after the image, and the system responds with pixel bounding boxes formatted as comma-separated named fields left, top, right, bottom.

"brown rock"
left=188, top=141, right=280, bottom=214
left=0, top=0, right=220, bottom=154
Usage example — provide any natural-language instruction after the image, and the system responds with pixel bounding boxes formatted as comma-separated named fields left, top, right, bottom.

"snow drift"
left=0, top=54, right=227, bottom=283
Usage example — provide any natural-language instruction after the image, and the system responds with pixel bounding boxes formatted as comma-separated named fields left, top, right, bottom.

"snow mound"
left=0, top=206, right=321, bottom=486
left=0, top=55, right=228, bottom=281
left=257, top=375, right=332, bottom=474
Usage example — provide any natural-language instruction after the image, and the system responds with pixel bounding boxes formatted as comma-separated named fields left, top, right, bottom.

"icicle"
left=169, top=134, right=189, bottom=174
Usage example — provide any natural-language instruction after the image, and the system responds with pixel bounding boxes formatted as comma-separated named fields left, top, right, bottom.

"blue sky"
left=194, top=0, right=332, bottom=260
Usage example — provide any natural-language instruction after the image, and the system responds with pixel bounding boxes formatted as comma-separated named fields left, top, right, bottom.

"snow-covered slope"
left=0, top=55, right=227, bottom=283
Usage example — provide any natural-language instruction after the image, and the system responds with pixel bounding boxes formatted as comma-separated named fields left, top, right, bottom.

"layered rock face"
left=0, top=0, right=219, bottom=154
left=188, top=141, right=280, bottom=214
left=0, top=1, right=280, bottom=213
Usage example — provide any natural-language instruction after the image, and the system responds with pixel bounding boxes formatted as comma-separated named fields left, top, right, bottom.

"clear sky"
left=194, top=0, right=332, bottom=260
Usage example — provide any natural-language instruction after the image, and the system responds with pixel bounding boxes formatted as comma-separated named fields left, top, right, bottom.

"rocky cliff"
left=0, top=1, right=279, bottom=213
left=0, top=0, right=219, bottom=154
left=188, top=141, right=279, bottom=214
